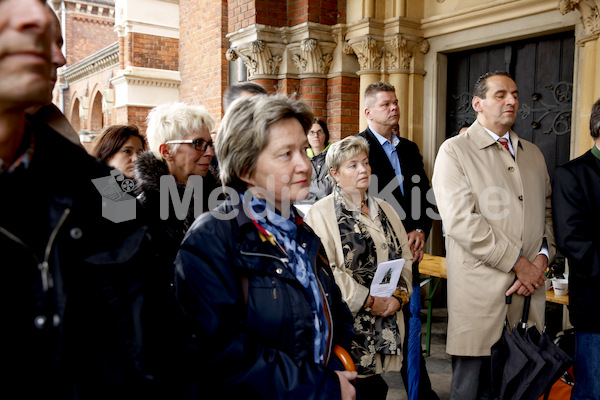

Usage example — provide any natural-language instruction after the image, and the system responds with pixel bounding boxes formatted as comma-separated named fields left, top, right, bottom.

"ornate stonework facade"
left=50, top=0, right=598, bottom=253
left=54, top=0, right=593, bottom=163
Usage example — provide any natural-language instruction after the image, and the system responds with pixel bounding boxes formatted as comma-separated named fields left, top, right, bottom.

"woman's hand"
left=379, top=297, right=401, bottom=317
left=370, top=296, right=401, bottom=317
left=335, top=371, right=357, bottom=400
left=370, top=296, right=387, bottom=315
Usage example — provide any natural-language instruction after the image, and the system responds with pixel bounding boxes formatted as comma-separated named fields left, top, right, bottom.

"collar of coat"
left=469, top=120, right=524, bottom=152
left=238, top=199, right=305, bottom=248
left=592, top=143, right=600, bottom=161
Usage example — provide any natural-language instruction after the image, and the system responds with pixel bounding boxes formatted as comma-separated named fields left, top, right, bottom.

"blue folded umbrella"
left=407, top=261, right=422, bottom=400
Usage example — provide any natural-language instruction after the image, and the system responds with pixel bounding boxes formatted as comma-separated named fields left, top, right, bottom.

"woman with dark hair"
left=306, top=118, right=333, bottom=203
left=91, top=124, right=145, bottom=179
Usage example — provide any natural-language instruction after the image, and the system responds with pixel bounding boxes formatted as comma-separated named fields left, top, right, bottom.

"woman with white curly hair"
left=135, top=101, right=220, bottom=276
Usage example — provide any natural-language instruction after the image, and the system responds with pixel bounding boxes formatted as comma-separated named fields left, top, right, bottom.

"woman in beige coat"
left=305, top=136, right=413, bottom=400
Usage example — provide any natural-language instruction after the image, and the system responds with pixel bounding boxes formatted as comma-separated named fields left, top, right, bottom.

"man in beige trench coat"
left=432, top=71, right=555, bottom=399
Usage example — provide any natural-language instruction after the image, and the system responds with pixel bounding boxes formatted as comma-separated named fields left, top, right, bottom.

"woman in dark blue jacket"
left=174, top=94, right=356, bottom=399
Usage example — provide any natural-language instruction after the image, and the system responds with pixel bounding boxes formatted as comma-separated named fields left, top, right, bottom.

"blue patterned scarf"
left=242, top=193, right=329, bottom=365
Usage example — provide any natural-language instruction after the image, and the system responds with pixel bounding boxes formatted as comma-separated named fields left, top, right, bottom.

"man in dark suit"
left=358, top=82, right=438, bottom=399
left=553, top=98, right=600, bottom=400
left=358, top=81, right=433, bottom=261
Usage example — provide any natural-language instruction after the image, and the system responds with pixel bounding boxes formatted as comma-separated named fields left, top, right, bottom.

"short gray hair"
left=216, top=93, right=314, bottom=192
left=326, top=136, right=370, bottom=172
left=364, top=81, right=396, bottom=109
left=146, top=102, right=214, bottom=161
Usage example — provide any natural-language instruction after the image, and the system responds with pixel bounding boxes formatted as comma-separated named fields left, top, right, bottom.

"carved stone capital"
left=227, top=40, right=283, bottom=77
left=383, top=35, right=429, bottom=70
left=226, top=48, right=238, bottom=62
left=290, top=38, right=334, bottom=75
left=347, top=36, right=384, bottom=71
left=559, top=0, right=600, bottom=36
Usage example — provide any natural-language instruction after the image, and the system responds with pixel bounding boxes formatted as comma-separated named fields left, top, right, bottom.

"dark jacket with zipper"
left=135, top=150, right=221, bottom=270
left=174, top=197, right=355, bottom=399
left=0, top=119, right=184, bottom=399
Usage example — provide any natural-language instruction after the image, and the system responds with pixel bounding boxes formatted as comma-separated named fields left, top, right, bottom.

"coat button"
left=381, top=243, right=387, bottom=250
left=508, top=166, right=515, bottom=172
left=34, top=315, right=46, bottom=329
left=518, top=195, right=523, bottom=201
left=301, top=243, right=307, bottom=248
left=276, top=268, right=283, bottom=275
left=70, top=227, right=83, bottom=239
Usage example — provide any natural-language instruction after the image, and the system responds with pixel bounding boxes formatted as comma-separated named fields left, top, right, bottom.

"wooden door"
left=446, top=31, right=575, bottom=178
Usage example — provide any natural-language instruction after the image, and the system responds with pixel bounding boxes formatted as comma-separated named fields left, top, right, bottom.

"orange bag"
left=538, top=367, right=574, bottom=400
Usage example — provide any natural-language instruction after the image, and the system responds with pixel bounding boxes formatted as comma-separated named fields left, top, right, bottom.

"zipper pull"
left=272, top=280, right=278, bottom=299
left=38, top=261, right=53, bottom=292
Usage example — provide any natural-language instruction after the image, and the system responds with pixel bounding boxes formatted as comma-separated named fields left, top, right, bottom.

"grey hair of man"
left=216, top=93, right=314, bottom=193
left=326, top=135, right=370, bottom=173
left=145, top=102, right=214, bottom=161
left=364, top=81, right=396, bottom=108
left=589, top=98, right=600, bottom=139
left=473, top=70, right=513, bottom=99
left=223, top=81, right=268, bottom=111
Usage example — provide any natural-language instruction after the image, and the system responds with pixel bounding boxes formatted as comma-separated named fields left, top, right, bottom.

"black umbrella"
left=491, top=294, right=573, bottom=400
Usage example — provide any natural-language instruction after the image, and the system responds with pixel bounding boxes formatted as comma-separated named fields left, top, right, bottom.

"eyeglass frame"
left=165, top=138, right=214, bottom=152
left=307, top=129, right=324, bottom=137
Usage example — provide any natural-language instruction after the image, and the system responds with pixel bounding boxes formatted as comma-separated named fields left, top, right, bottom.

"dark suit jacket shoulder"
left=358, top=127, right=433, bottom=238
left=552, top=149, right=600, bottom=332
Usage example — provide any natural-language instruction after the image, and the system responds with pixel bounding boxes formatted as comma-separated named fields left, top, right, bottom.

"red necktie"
left=498, top=138, right=510, bottom=153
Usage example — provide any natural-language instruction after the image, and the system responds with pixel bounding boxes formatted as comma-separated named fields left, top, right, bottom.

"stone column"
left=348, top=36, right=385, bottom=130
left=386, top=35, right=412, bottom=139
left=384, top=34, right=429, bottom=144
left=580, top=37, right=598, bottom=155
left=289, top=38, right=335, bottom=119
left=560, top=0, right=600, bottom=155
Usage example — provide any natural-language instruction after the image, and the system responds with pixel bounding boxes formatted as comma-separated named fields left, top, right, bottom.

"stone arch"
left=90, top=91, right=104, bottom=133
left=70, top=96, right=81, bottom=132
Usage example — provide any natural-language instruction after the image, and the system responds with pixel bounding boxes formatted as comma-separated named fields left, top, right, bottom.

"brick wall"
left=229, top=0, right=258, bottom=32
left=327, top=76, right=360, bottom=140
left=111, top=106, right=151, bottom=136
left=64, top=3, right=116, bottom=66
left=250, top=1, right=354, bottom=140
left=124, top=106, right=153, bottom=134
left=255, top=0, right=287, bottom=27
left=229, top=0, right=340, bottom=29
left=299, top=77, right=327, bottom=119
left=287, top=0, right=339, bottom=26
left=179, top=0, right=228, bottom=120
left=123, top=32, right=179, bottom=71
left=252, top=78, right=279, bottom=94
